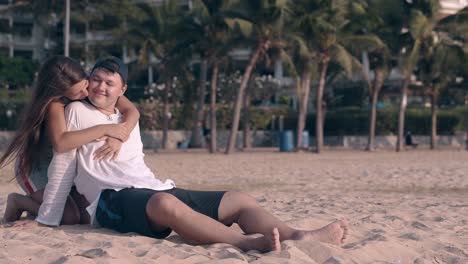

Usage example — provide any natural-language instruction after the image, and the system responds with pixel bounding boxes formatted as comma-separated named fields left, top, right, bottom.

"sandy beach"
left=1, top=150, right=467, bottom=263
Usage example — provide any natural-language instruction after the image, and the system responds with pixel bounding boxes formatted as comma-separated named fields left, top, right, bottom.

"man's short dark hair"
left=91, top=56, right=128, bottom=84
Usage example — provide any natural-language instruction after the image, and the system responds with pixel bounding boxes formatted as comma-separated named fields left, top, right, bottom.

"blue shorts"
left=96, top=188, right=227, bottom=238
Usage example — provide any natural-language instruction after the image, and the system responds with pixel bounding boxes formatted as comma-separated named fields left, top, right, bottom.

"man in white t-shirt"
left=17, top=57, right=348, bottom=253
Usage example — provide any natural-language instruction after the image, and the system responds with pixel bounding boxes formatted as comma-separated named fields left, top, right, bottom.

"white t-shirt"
left=36, top=100, right=175, bottom=226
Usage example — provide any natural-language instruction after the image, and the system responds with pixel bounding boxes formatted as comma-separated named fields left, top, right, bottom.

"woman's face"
left=64, top=79, right=89, bottom=100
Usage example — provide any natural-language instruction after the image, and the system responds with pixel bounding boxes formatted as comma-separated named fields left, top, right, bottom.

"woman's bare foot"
left=3, top=193, right=24, bottom=222
left=291, top=219, right=348, bottom=245
left=241, top=227, right=281, bottom=252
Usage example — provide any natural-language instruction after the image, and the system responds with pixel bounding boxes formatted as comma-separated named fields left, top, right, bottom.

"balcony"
left=439, top=0, right=467, bottom=15
left=70, top=30, right=114, bottom=44
left=0, top=33, right=10, bottom=46
left=12, top=34, right=33, bottom=46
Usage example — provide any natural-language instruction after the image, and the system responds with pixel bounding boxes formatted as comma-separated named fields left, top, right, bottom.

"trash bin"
left=300, top=130, right=310, bottom=149
left=279, top=130, right=294, bottom=152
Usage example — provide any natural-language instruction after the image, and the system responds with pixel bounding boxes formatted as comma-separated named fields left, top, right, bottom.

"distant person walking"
left=405, top=131, right=418, bottom=148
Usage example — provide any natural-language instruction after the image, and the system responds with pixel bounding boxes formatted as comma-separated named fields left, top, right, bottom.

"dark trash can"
left=279, top=130, right=294, bottom=152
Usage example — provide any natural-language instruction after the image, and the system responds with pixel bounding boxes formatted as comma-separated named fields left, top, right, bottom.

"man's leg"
left=217, top=191, right=348, bottom=245
left=145, top=192, right=281, bottom=252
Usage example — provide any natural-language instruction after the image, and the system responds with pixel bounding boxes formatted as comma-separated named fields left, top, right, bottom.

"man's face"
left=88, top=68, right=127, bottom=111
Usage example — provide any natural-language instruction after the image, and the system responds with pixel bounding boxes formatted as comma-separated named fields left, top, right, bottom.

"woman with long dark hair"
left=1, top=56, right=140, bottom=224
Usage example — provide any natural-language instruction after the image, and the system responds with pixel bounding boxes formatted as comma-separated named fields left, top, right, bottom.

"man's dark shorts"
left=95, top=188, right=226, bottom=238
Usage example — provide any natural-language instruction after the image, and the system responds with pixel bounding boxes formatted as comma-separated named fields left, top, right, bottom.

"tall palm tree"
left=396, top=1, right=467, bottom=151
left=125, top=0, right=182, bottom=149
left=419, top=7, right=468, bottom=149
left=223, top=0, right=290, bottom=154
left=291, top=0, right=384, bottom=153
left=362, top=0, right=407, bottom=151
left=178, top=0, right=235, bottom=152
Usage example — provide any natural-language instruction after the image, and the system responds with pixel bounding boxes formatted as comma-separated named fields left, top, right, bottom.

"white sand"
left=1, top=150, right=467, bottom=263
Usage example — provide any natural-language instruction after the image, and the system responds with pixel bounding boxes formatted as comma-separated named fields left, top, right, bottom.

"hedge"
left=282, top=106, right=466, bottom=136
left=0, top=100, right=466, bottom=135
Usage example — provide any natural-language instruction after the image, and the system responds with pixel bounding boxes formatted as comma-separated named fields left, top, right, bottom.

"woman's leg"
left=3, top=193, right=40, bottom=222
left=218, top=191, right=348, bottom=245
left=146, top=192, right=281, bottom=252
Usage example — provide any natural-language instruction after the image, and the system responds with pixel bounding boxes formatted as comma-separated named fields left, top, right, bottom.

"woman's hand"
left=104, top=122, right=130, bottom=142
left=93, top=137, right=123, bottom=161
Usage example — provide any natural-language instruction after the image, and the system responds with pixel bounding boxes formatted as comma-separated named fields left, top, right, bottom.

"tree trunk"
left=243, top=80, right=252, bottom=149
left=296, top=70, right=311, bottom=150
left=209, top=61, right=218, bottom=153
left=397, top=78, right=410, bottom=152
left=316, top=57, right=329, bottom=153
left=367, top=69, right=385, bottom=151
left=162, top=79, right=170, bottom=149
left=190, top=58, right=208, bottom=148
left=430, top=85, right=439, bottom=150
left=225, top=41, right=267, bottom=154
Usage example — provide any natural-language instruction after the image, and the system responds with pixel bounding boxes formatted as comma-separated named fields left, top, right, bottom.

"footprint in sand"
left=399, top=233, right=421, bottom=241
left=342, top=230, right=387, bottom=249
left=411, top=221, right=430, bottom=231
left=444, top=246, right=468, bottom=258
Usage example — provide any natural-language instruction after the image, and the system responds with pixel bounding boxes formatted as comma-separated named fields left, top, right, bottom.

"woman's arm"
left=115, top=95, right=140, bottom=141
left=92, top=96, right=139, bottom=161
left=46, top=100, right=127, bottom=153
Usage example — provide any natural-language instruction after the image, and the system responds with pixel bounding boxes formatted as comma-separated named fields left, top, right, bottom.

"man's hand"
left=94, top=137, right=123, bottom=160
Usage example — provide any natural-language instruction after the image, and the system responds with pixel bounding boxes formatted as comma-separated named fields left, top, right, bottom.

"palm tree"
left=419, top=7, right=468, bottom=149
left=223, top=0, right=290, bottom=154
left=362, top=0, right=407, bottom=151
left=287, top=2, right=317, bottom=150
left=178, top=0, right=235, bottom=152
left=125, top=0, right=182, bottom=149
left=396, top=2, right=467, bottom=151
left=291, top=0, right=384, bottom=153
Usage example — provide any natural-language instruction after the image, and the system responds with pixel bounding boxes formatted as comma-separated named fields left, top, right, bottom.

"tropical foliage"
left=2, top=0, right=467, bottom=152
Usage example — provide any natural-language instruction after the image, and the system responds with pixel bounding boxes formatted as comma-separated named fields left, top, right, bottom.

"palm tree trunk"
left=190, top=58, right=208, bottom=148
left=296, top=70, right=311, bottom=150
left=225, top=42, right=267, bottom=154
left=367, top=69, right=385, bottom=151
left=243, top=81, right=252, bottom=149
left=397, top=78, right=410, bottom=152
left=209, top=61, right=218, bottom=153
left=162, top=79, right=170, bottom=149
left=430, top=85, right=439, bottom=150
left=316, top=57, right=329, bottom=153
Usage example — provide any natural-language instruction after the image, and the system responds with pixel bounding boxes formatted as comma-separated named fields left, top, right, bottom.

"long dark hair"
left=0, top=55, right=87, bottom=179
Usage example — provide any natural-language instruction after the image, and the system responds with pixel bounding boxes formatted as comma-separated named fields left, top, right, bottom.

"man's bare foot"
left=3, top=193, right=24, bottom=222
left=241, top=227, right=281, bottom=252
left=291, top=219, right=348, bottom=245
left=269, top=227, right=281, bottom=251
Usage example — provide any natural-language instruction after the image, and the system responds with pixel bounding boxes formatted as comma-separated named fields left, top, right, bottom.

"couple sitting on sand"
left=1, top=56, right=348, bottom=252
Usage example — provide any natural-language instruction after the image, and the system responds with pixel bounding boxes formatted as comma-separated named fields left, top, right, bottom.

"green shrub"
left=0, top=56, right=39, bottom=89
left=283, top=106, right=465, bottom=136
